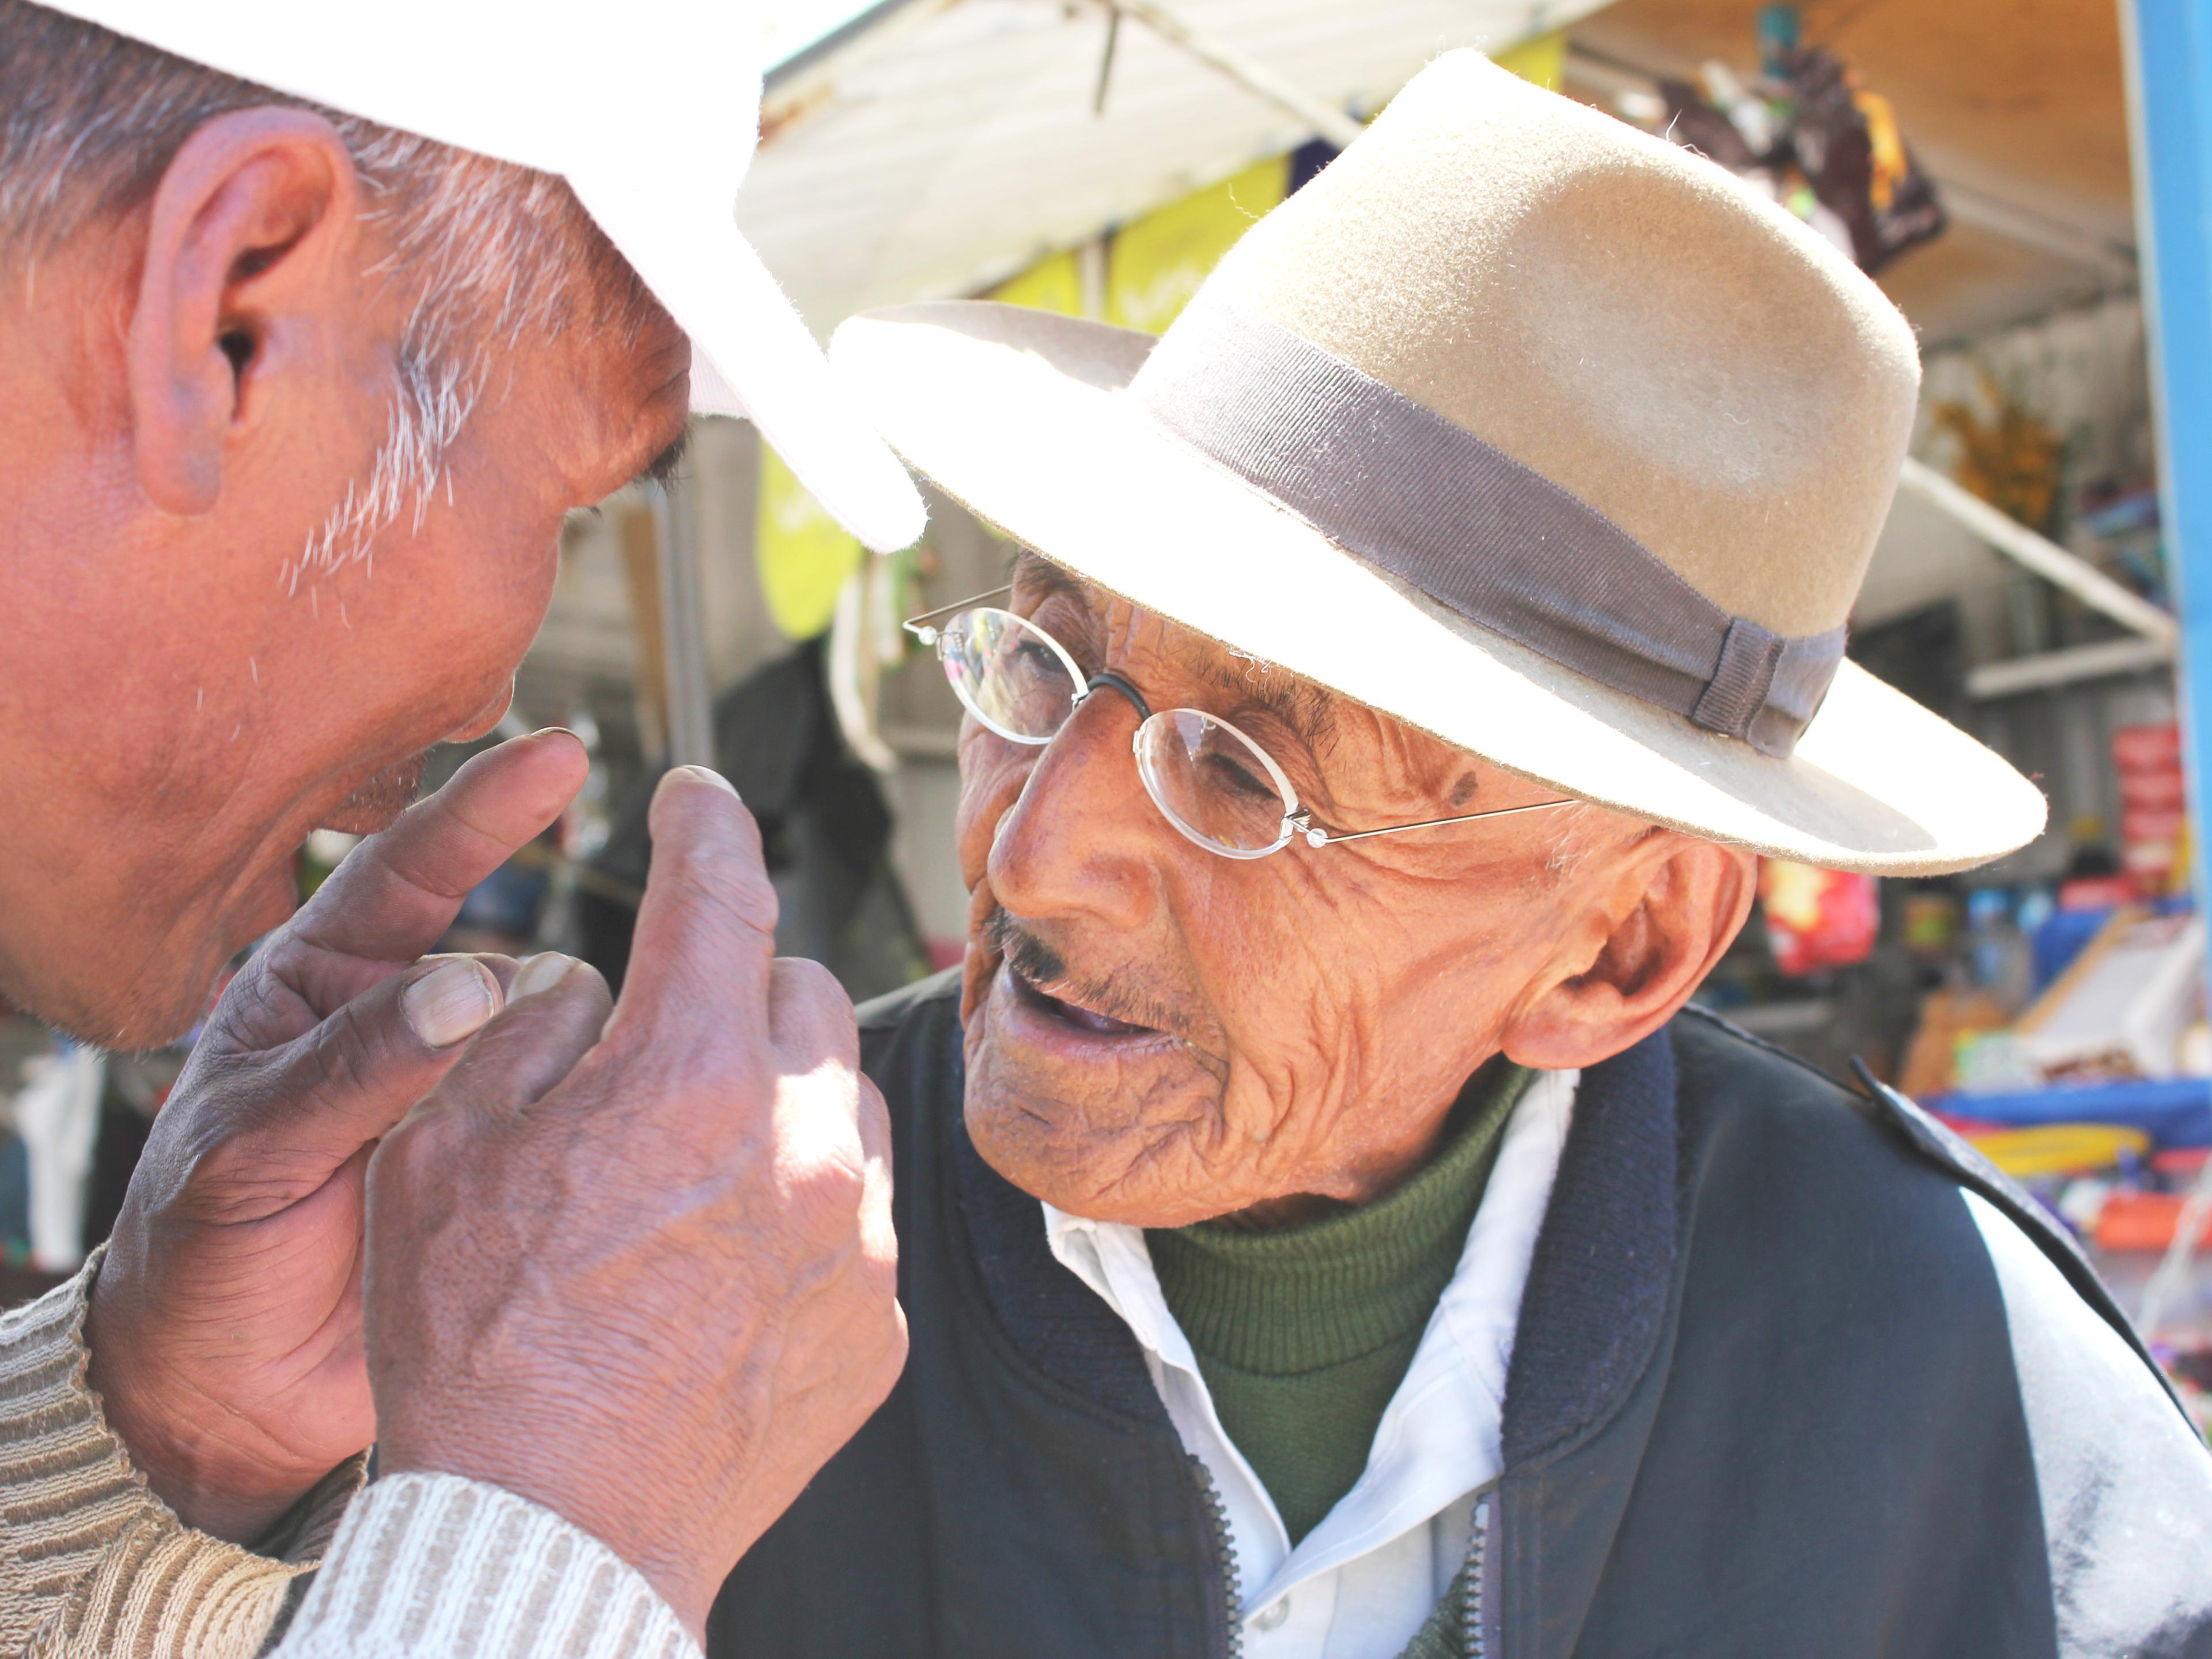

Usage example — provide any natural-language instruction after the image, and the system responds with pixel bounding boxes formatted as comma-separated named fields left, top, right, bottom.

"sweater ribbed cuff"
left=275, top=1473, right=699, bottom=1659
left=0, top=1249, right=363, bottom=1657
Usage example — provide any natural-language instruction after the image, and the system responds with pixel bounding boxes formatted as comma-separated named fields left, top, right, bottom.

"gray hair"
left=0, top=0, right=660, bottom=576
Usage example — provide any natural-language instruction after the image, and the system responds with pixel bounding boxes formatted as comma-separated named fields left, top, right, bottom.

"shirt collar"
left=1042, top=1068, right=1578, bottom=1615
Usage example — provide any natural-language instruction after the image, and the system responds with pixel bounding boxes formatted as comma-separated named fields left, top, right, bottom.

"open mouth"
left=1007, top=959, right=1160, bottom=1039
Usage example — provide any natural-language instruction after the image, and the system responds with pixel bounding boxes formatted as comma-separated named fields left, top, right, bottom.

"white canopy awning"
left=741, top=0, right=1609, bottom=331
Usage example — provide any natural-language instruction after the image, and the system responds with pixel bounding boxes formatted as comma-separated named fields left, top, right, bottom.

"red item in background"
left=1758, top=859, right=1880, bottom=977
left=2059, top=875, right=2139, bottom=911
left=2121, top=768, right=2188, bottom=811
left=2096, top=1190, right=2212, bottom=1252
left=2112, top=722, right=2189, bottom=899
left=1933, top=1112, right=2009, bottom=1138
left=2114, top=724, right=2183, bottom=771
left=2123, top=806, right=2188, bottom=846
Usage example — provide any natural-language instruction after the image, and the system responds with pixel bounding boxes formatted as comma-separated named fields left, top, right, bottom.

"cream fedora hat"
left=832, top=51, right=2047, bottom=874
left=41, top=0, right=925, bottom=553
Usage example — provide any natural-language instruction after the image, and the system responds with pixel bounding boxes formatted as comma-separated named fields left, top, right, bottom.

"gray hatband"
left=1130, top=301, right=1845, bottom=759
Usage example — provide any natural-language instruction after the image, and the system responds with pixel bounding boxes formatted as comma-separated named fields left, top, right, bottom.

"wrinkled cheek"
left=1214, top=1063, right=1300, bottom=1166
left=1213, top=1003, right=1344, bottom=1160
left=960, top=1030, right=1053, bottom=1187
left=959, top=885, right=999, bottom=1025
left=955, top=728, right=1035, bottom=891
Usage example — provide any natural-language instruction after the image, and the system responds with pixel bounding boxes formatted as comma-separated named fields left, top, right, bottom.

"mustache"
left=979, top=906, right=1188, bottom=1036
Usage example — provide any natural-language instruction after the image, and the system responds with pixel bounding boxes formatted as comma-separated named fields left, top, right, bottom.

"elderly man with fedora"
left=0, top=2, right=914, bottom=1656
left=710, top=55, right=2212, bottom=1659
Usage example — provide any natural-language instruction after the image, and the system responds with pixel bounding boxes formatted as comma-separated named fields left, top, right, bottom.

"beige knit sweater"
left=0, top=1259, right=699, bottom=1659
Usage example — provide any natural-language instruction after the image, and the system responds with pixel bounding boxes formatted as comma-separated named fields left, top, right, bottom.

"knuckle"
left=770, top=955, right=843, bottom=1006
left=856, top=1075, right=892, bottom=1131
left=375, top=1104, right=462, bottom=1182
left=183, top=1126, right=256, bottom=1192
left=658, top=832, right=779, bottom=940
left=857, top=1249, right=900, bottom=1308
left=306, top=1001, right=386, bottom=1102
left=792, top=1153, right=869, bottom=1220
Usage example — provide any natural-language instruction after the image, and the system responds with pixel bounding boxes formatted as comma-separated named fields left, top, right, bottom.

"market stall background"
left=5, top=0, right=2209, bottom=1421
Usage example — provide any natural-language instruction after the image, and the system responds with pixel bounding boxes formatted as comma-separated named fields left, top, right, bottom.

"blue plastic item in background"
left=1929, top=1076, right=2212, bottom=1149
left=2032, top=907, right=2114, bottom=993
left=2028, top=897, right=2196, bottom=994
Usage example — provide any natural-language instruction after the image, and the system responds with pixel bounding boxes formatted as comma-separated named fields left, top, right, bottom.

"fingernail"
left=403, top=959, right=500, bottom=1050
left=532, top=726, right=584, bottom=744
left=510, top=952, right=579, bottom=1001
left=673, top=764, right=740, bottom=801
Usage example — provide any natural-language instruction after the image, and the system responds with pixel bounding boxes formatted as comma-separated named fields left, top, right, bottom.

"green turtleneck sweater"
left=1146, top=1062, right=1530, bottom=1545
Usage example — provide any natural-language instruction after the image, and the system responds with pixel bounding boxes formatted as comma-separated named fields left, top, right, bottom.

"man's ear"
left=1499, top=832, right=1757, bottom=1071
left=127, top=108, right=361, bottom=516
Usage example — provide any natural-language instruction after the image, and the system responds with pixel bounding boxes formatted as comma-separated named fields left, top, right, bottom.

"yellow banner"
left=1107, top=155, right=1289, bottom=335
left=1493, top=29, right=1566, bottom=90
left=982, top=44, right=1563, bottom=336
left=756, top=443, right=862, bottom=641
left=988, top=247, right=1084, bottom=315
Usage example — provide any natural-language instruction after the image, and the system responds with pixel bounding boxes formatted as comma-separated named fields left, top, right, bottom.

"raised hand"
left=365, top=766, right=907, bottom=1639
left=85, top=730, right=589, bottom=1544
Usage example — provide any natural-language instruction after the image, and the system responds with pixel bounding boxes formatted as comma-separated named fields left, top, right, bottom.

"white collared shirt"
left=1043, top=1070, right=1578, bottom=1659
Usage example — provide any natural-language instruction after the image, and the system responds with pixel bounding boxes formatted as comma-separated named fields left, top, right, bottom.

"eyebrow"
left=1011, top=551, right=1337, bottom=750
left=631, top=429, right=693, bottom=493
left=1010, top=548, right=1088, bottom=603
left=1187, top=652, right=1338, bottom=752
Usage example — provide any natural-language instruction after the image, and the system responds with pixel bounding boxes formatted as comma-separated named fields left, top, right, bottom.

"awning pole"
left=2122, top=0, right=2212, bottom=1340
left=1893, top=457, right=2179, bottom=646
left=652, top=475, right=718, bottom=772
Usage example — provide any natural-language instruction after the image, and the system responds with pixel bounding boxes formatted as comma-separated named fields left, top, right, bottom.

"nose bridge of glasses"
left=1083, top=669, right=1153, bottom=726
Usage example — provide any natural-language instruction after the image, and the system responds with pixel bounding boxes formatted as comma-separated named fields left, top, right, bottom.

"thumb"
left=214, top=956, right=507, bottom=1184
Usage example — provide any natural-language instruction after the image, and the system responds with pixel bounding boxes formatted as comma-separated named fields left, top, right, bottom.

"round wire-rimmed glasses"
left=905, top=586, right=1569, bottom=860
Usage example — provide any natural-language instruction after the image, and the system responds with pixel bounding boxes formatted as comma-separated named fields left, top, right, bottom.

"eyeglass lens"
left=1134, top=710, right=1298, bottom=857
left=940, top=608, right=1081, bottom=743
left=937, top=608, right=1299, bottom=858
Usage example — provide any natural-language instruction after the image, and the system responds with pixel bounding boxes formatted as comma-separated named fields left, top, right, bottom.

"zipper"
left=1462, top=1494, right=1491, bottom=1659
left=1188, top=1454, right=1244, bottom=1659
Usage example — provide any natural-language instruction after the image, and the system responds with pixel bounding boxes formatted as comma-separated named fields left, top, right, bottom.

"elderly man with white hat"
left=709, top=54, right=2212, bottom=1659
left=0, top=2, right=915, bottom=1656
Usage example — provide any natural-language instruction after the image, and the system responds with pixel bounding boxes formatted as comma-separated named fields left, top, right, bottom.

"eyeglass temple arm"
left=902, top=584, right=1017, bottom=641
left=1302, top=797, right=1571, bottom=846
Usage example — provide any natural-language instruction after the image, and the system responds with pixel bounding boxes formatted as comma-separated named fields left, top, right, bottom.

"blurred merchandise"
left=297, top=830, right=362, bottom=901
left=1952, top=1028, right=2041, bottom=1094
left=1966, top=887, right=2034, bottom=1010
left=1899, top=891, right=1962, bottom=963
left=1758, top=860, right=1879, bottom=977
left=1636, top=21, right=1944, bottom=275
left=2099, top=1190, right=2212, bottom=1252
left=2114, top=723, right=2192, bottom=897
left=2078, top=480, right=2169, bottom=609
left=2061, top=872, right=2139, bottom=911
left=9, top=1041, right=102, bottom=1273
left=1931, top=370, right=2065, bottom=545
left=1897, top=986, right=2012, bottom=1100
left=1971, top=1122, right=2150, bottom=1180
left=445, top=838, right=557, bottom=957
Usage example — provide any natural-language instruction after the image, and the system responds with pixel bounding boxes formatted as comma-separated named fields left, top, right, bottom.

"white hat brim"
left=569, top=175, right=925, bottom=554
left=833, top=302, right=2048, bottom=876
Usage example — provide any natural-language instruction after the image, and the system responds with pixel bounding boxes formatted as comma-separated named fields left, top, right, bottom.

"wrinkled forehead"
left=1010, top=550, right=1345, bottom=753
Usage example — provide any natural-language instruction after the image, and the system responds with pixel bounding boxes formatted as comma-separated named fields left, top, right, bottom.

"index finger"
left=604, top=767, right=778, bottom=1053
left=281, top=731, right=588, bottom=1013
